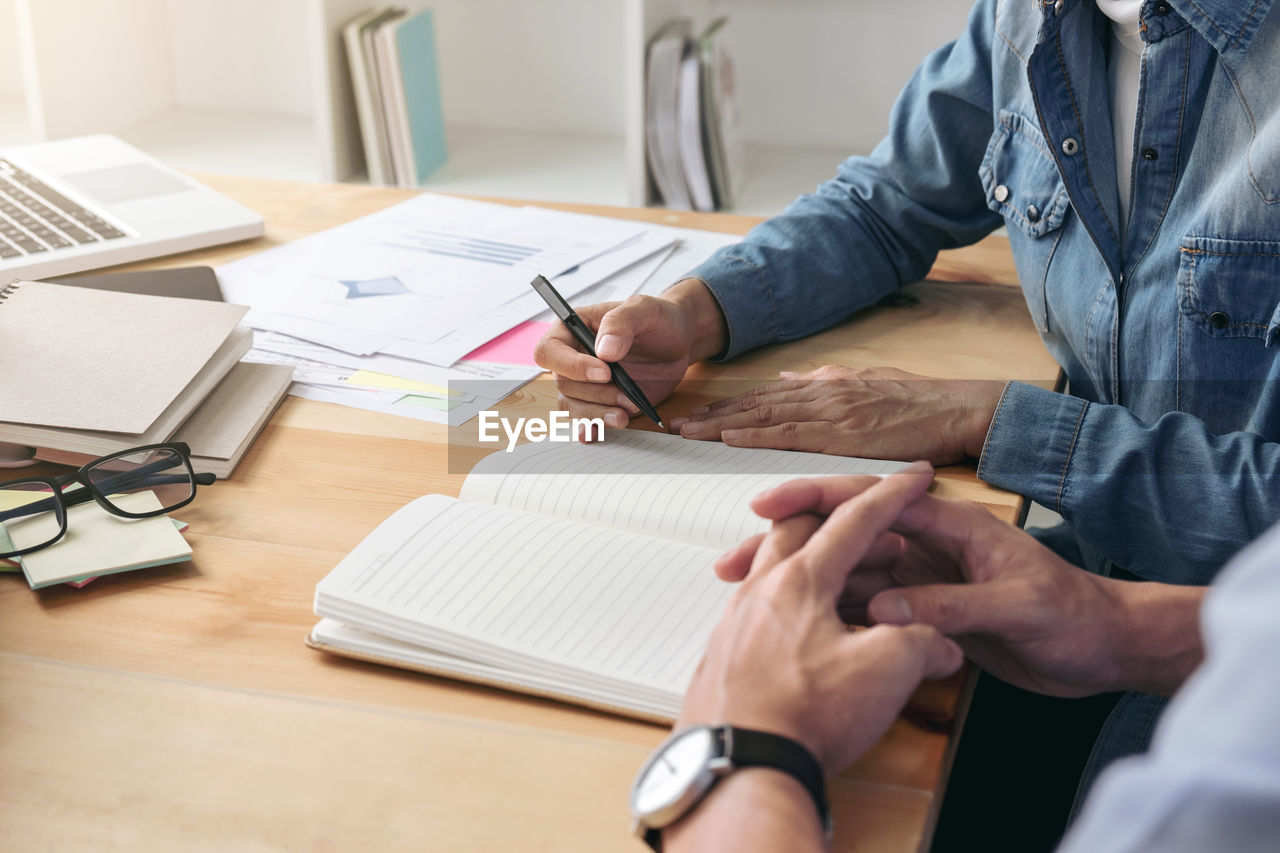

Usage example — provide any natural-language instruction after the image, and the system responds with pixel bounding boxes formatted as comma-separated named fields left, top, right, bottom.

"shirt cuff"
left=977, top=381, right=1090, bottom=514
left=685, top=250, right=781, bottom=362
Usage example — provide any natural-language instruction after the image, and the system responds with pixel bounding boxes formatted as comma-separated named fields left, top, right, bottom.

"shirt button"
left=1141, top=147, right=1159, bottom=161
left=1026, top=205, right=1041, bottom=222
left=994, top=184, right=1010, bottom=203
left=1209, top=311, right=1230, bottom=329
left=1062, top=137, right=1080, bottom=156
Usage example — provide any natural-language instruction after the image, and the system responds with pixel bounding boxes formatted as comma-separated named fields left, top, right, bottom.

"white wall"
left=19, top=0, right=175, bottom=138
left=164, top=0, right=312, bottom=117
left=712, top=0, right=974, bottom=152
left=428, top=0, right=627, bottom=136
left=0, top=0, right=22, bottom=97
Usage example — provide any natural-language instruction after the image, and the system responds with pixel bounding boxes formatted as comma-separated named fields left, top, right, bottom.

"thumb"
left=595, top=296, right=664, bottom=362
left=868, top=583, right=1005, bottom=636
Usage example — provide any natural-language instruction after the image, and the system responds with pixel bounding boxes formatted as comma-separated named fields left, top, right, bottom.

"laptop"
left=0, top=134, right=263, bottom=283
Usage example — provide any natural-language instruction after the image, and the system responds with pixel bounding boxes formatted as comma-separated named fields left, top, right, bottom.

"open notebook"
left=309, top=431, right=906, bottom=722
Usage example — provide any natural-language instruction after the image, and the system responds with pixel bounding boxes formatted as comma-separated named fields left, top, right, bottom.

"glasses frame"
left=0, top=441, right=215, bottom=559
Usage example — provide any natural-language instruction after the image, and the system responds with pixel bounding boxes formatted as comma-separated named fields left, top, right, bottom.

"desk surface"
left=0, top=176, right=1058, bottom=852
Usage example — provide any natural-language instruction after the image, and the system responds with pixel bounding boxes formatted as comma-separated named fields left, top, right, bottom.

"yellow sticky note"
left=347, top=370, right=455, bottom=397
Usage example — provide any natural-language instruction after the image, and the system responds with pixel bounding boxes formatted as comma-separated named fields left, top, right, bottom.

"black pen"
left=530, top=274, right=665, bottom=430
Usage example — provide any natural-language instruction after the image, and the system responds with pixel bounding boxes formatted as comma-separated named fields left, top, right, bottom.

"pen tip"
left=657, top=420, right=666, bottom=430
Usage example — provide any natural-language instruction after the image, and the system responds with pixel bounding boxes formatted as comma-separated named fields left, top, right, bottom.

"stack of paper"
left=0, top=489, right=193, bottom=589
left=217, top=192, right=741, bottom=426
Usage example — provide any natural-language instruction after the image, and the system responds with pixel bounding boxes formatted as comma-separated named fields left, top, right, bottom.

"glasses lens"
left=0, top=480, right=65, bottom=556
left=86, top=448, right=194, bottom=515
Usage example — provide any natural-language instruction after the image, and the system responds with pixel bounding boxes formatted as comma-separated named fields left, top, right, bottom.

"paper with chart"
left=217, top=193, right=649, bottom=351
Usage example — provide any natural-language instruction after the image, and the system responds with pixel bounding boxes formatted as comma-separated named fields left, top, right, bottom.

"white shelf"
left=116, top=108, right=321, bottom=182
left=3, top=0, right=979, bottom=214
left=731, top=143, right=852, bottom=217
left=420, top=127, right=628, bottom=206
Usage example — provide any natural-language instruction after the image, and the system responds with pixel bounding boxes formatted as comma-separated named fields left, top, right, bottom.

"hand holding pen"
left=532, top=275, right=702, bottom=433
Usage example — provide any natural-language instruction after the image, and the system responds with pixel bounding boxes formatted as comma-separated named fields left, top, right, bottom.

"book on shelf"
left=344, top=7, right=407, bottom=187
left=307, top=430, right=907, bottom=722
left=0, top=281, right=251, bottom=457
left=697, top=18, right=746, bottom=211
left=646, top=17, right=744, bottom=212
left=348, top=6, right=447, bottom=187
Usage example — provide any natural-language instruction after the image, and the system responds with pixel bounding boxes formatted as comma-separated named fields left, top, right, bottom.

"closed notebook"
left=0, top=281, right=250, bottom=456
left=0, top=281, right=248, bottom=432
left=309, top=431, right=906, bottom=722
left=35, top=360, right=294, bottom=479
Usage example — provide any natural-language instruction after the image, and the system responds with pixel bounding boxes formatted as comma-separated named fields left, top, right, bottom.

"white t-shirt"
left=1096, top=1, right=1143, bottom=235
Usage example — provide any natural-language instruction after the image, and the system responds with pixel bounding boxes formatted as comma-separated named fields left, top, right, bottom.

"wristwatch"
left=629, top=724, right=830, bottom=851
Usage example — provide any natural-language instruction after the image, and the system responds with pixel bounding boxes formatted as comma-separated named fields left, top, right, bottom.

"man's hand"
left=676, top=464, right=963, bottom=774
left=718, top=476, right=1206, bottom=698
left=533, top=278, right=727, bottom=434
left=669, top=365, right=1005, bottom=465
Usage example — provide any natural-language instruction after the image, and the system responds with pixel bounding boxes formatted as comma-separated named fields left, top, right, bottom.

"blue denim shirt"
left=689, top=0, right=1280, bottom=587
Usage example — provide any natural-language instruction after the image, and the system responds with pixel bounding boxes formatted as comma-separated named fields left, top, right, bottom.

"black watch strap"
left=719, top=726, right=830, bottom=834
left=642, top=725, right=830, bottom=851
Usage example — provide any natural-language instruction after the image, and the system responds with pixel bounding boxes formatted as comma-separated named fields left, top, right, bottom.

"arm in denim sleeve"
left=687, top=0, right=1005, bottom=361
left=979, top=382, right=1280, bottom=585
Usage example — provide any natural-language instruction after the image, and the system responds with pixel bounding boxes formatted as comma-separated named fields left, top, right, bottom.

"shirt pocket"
left=980, top=110, right=1072, bottom=333
left=1177, top=236, right=1280, bottom=434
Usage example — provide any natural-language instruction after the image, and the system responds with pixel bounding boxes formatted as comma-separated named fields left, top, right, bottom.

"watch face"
left=631, top=726, right=717, bottom=818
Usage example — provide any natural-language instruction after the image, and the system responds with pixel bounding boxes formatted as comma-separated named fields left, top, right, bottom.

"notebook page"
left=315, top=494, right=732, bottom=698
left=460, top=430, right=906, bottom=550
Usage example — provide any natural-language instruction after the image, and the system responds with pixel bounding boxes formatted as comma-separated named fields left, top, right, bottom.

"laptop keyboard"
left=0, top=159, right=126, bottom=260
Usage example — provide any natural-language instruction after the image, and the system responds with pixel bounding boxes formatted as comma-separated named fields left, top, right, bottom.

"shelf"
left=727, top=143, right=852, bottom=217
left=116, top=108, right=321, bottom=182
left=419, top=126, right=629, bottom=206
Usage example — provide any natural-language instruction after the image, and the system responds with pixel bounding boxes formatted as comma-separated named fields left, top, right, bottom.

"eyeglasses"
left=0, top=442, right=215, bottom=559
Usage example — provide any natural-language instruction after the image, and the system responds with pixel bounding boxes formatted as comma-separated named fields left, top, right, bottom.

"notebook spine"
left=0, top=282, right=19, bottom=303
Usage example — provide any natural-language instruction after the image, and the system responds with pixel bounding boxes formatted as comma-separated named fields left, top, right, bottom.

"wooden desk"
left=0, top=177, right=1058, bottom=852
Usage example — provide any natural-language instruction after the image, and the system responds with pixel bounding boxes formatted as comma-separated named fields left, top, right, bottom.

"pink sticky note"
left=463, top=321, right=554, bottom=367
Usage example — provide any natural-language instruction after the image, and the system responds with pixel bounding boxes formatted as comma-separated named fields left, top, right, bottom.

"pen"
left=530, top=274, right=666, bottom=430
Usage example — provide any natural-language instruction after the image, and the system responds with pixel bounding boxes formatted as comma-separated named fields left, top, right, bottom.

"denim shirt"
left=688, top=0, right=1280, bottom=587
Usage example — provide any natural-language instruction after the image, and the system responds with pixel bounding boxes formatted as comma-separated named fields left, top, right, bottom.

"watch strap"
left=640, top=726, right=829, bottom=851
left=719, top=726, right=830, bottom=835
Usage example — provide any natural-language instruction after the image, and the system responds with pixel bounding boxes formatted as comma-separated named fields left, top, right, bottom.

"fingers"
left=554, top=376, right=641, bottom=414
left=714, top=533, right=764, bottom=582
left=720, top=422, right=833, bottom=452
left=594, top=295, right=670, bottom=362
left=749, top=474, right=885, bottom=520
left=555, top=393, right=630, bottom=433
left=796, top=462, right=934, bottom=597
left=534, top=323, right=612, bottom=382
left=849, top=623, right=965, bottom=682
left=673, top=400, right=818, bottom=440
left=867, top=581, right=1025, bottom=636
left=747, top=513, right=825, bottom=585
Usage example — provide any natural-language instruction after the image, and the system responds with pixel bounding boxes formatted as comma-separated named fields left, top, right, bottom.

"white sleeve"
left=1056, top=526, right=1280, bottom=853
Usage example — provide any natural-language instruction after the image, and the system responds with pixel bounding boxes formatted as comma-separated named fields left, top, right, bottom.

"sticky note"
left=462, top=321, right=553, bottom=367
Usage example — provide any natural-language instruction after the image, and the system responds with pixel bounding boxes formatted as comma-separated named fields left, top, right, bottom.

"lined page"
left=461, top=430, right=906, bottom=550
left=315, top=495, right=732, bottom=697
